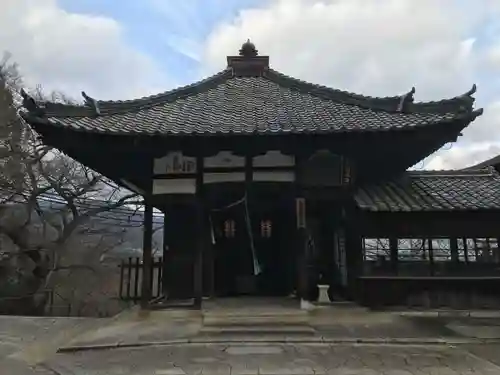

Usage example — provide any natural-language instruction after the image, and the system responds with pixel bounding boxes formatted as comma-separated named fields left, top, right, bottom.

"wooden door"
left=253, top=196, right=295, bottom=296
left=211, top=201, right=255, bottom=296
left=163, top=204, right=195, bottom=300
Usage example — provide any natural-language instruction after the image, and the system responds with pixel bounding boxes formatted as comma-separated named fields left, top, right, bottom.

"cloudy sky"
left=2, top=0, right=500, bottom=169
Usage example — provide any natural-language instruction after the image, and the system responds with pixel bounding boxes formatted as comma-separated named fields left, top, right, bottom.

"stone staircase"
left=200, top=298, right=316, bottom=337
left=311, top=300, right=370, bottom=326
left=197, top=297, right=372, bottom=339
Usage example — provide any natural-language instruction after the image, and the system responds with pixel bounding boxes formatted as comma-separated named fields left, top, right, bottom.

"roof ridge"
left=409, top=84, right=477, bottom=114
left=25, top=67, right=480, bottom=119
left=463, top=154, right=500, bottom=170
left=265, top=68, right=406, bottom=112
left=407, top=167, right=496, bottom=178
left=41, top=69, right=234, bottom=118
left=264, top=69, right=478, bottom=114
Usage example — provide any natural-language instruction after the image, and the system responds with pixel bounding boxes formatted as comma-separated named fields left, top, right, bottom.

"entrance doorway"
left=307, top=201, right=348, bottom=301
left=209, top=185, right=295, bottom=297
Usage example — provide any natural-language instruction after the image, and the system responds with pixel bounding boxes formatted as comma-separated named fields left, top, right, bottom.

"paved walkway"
left=43, top=342, right=500, bottom=375
left=0, top=316, right=97, bottom=358
left=2, top=307, right=500, bottom=374
left=57, top=307, right=497, bottom=351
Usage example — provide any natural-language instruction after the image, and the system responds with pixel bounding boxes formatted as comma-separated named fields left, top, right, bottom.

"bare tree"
left=0, top=54, right=141, bottom=315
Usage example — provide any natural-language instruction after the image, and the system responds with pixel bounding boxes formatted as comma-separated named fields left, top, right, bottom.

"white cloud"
left=201, top=0, right=500, bottom=169
left=426, top=100, right=500, bottom=169
left=0, top=0, right=168, bottom=100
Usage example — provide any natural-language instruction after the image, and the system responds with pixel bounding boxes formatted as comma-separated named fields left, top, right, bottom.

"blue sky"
left=3, top=0, right=500, bottom=169
left=53, top=0, right=499, bottom=104
left=59, top=0, right=266, bottom=85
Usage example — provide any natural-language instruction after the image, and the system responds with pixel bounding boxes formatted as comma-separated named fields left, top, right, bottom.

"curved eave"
left=21, top=108, right=483, bottom=138
left=264, top=69, right=406, bottom=111
left=409, top=84, right=477, bottom=114
left=26, top=65, right=479, bottom=120
left=463, top=154, right=500, bottom=170
left=41, top=68, right=234, bottom=118
left=264, top=70, right=477, bottom=114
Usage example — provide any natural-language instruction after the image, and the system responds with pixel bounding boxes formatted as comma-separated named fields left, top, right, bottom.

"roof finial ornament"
left=82, top=91, right=101, bottom=115
left=20, top=88, right=45, bottom=117
left=239, top=39, right=258, bottom=58
left=465, top=84, right=477, bottom=96
left=397, top=87, right=415, bottom=112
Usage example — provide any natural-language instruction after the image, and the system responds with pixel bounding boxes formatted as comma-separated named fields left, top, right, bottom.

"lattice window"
left=260, top=219, right=272, bottom=238
left=430, top=239, right=451, bottom=261
left=223, top=219, right=236, bottom=238
left=457, top=238, right=499, bottom=263
left=362, top=238, right=390, bottom=261
left=397, top=238, right=430, bottom=261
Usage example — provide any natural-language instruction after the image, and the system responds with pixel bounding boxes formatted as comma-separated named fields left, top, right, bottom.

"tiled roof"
left=464, top=154, right=500, bottom=171
left=355, top=168, right=500, bottom=212
left=21, top=46, right=482, bottom=136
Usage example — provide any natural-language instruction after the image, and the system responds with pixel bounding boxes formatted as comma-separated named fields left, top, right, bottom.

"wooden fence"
left=118, top=257, right=163, bottom=302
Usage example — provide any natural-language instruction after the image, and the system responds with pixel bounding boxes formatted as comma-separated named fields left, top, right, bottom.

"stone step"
left=200, top=325, right=316, bottom=336
left=313, top=302, right=368, bottom=314
left=203, top=310, right=309, bottom=326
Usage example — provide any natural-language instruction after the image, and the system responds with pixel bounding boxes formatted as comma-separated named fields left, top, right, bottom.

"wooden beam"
left=357, top=211, right=500, bottom=238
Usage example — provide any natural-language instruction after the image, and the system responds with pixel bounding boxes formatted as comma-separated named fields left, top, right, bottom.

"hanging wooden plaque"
left=296, top=197, right=306, bottom=229
left=299, top=150, right=342, bottom=187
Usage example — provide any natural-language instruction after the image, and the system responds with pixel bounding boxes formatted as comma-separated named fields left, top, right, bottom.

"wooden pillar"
left=193, top=154, right=204, bottom=309
left=162, top=210, right=169, bottom=297
left=389, top=237, right=398, bottom=275
left=193, top=202, right=203, bottom=308
left=427, top=238, right=435, bottom=276
left=205, top=216, right=215, bottom=298
left=294, top=152, right=308, bottom=300
left=141, top=200, right=154, bottom=309
left=296, top=197, right=308, bottom=299
left=344, top=204, right=363, bottom=300
left=450, top=237, right=459, bottom=263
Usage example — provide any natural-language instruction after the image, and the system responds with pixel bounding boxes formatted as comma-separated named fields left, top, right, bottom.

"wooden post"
left=193, top=154, right=204, bottom=309
left=162, top=211, right=168, bottom=297
left=343, top=204, right=362, bottom=301
left=141, top=201, right=154, bottom=309
left=206, top=212, right=215, bottom=298
left=193, top=203, right=203, bottom=308
left=428, top=238, right=435, bottom=276
left=296, top=197, right=308, bottom=300
left=389, top=237, right=398, bottom=275
left=450, top=237, right=459, bottom=263
left=294, top=151, right=308, bottom=302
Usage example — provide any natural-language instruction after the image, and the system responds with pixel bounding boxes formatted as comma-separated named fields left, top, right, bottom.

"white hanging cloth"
left=209, top=193, right=261, bottom=276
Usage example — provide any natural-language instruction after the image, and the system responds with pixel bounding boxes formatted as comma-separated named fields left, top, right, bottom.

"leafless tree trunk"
left=0, top=53, right=140, bottom=315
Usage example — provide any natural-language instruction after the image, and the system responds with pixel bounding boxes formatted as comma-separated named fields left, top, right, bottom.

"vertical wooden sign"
left=343, top=161, right=351, bottom=184
left=296, top=197, right=306, bottom=229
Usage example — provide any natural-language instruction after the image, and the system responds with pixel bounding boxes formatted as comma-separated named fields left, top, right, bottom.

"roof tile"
left=23, top=68, right=481, bottom=136
left=355, top=168, right=500, bottom=212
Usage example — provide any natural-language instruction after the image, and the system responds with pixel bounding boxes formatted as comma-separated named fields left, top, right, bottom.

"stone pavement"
left=41, top=342, right=500, bottom=375
left=0, top=316, right=102, bottom=374
left=58, top=307, right=495, bottom=352
left=0, top=315, right=97, bottom=358
left=2, top=307, right=500, bottom=374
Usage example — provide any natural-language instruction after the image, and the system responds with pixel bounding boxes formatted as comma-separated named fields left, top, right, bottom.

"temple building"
left=21, top=41, right=500, bottom=310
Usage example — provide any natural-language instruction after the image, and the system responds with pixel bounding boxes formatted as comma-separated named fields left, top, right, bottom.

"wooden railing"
left=118, top=257, right=163, bottom=302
